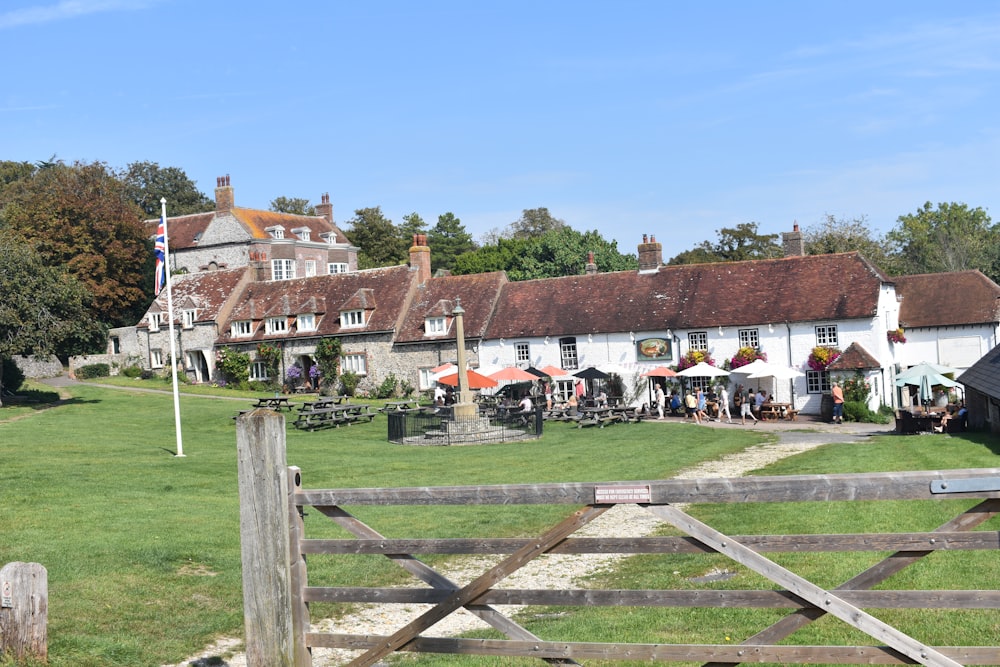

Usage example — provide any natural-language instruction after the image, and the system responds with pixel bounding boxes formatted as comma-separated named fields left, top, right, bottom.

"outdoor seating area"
left=252, top=395, right=295, bottom=411
left=759, top=402, right=798, bottom=421
left=292, top=397, right=377, bottom=430
left=542, top=404, right=646, bottom=427
left=895, top=406, right=964, bottom=434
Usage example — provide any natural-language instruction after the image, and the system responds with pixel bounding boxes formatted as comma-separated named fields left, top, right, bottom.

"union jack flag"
left=154, top=216, right=166, bottom=296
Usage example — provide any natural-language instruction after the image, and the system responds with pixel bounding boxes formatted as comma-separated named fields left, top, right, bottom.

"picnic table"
left=292, top=403, right=377, bottom=430
left=760, top=402, right=797, bottom=421
left=576, top=407, right=618, bottom=428
left=252, top=396, right=295, bottom=411
left=298, top=395, right=347, bottom=411
left=380, top=400, right=420, bottom=413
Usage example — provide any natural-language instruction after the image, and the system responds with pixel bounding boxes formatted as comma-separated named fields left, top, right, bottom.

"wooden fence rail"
left=236, top=409, right=1000, bottom=667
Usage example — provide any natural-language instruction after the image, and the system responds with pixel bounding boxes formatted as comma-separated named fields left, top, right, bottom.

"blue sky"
left=3, top=1, right=1000, bottom=260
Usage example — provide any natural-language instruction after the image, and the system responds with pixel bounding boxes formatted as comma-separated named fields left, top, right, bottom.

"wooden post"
left=0, top=562, right=47, bottom=662
left=236, top=409, right=311, bottom=667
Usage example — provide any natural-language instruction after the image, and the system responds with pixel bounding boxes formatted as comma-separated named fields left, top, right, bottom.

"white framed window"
left=297, top=313, right=316, bottom=331
left=341, top=310, right=365, bottom=328
left=738, top=328, right=759, bottom=348
left=182, top=309, right=197, bottom=329
left=806, top=370, right=831, bottom=394
left=815, top=325, right=839, bottom=346
left=267, top=226, right=285, bottom=239
left=328, top=262, right=349, bottom=274
left=304, top=260, right=316, bottom=277
left=294, top=228, right=311, bottom=242
left=232, top=320, right=253, bottom=337
left=342, top=353, right=367, bottom=376
left=271, top=259, right=296, bottom=281
left=418, top=367, right=435, bottom=390
left=250, top=361, right=268, bottom=381
left=149, top=312, right=161, bottom=332
left=559, top=337, right=578, bottom=370
left=150, top=349, right=163, bottom=368
left=515, top=342, right=530, bottom=367
left=266, top=317, right=287, bottom=334
left=425, top=316, right=447, bottom=335
left=688, top=331, right=708, bottom=351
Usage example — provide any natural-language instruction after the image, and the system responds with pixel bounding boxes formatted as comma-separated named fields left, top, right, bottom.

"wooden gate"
left=236, top=410, right=1000, bottom=667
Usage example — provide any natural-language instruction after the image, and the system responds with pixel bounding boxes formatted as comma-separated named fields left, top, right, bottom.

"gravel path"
left=168, top=419, right=892, bottom=667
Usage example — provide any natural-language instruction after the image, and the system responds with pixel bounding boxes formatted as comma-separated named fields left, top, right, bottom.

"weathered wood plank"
left=0, top=562, right=47, bottom=662
left=309, top=635, right=1000, bottom=665
left=295, top=468, right=1000, bottom=506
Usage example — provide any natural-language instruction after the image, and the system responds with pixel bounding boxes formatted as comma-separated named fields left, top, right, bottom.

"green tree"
left=0, top=235, right=105, bottom=404
left=119, top=161, right=214, bottom=218
left=345, top=206, right=406, bottom=269
left=509, top=207, right=566, bottom=239
left=885, top=202, right=998, bottom=279
left=269, top=196, right=316, bottom=216
left=453, top=236, right=534, bottom=275
left=0, top=160, right=35, bottom=200
left=667, top=222, right=782, bottom=264
left=399, top=212, right=428, bottom=245
left=1, top=161, right=152, bottom=328
left=804, top=214, right=890, bottom=267
left=427, top=212, right=476, bottom=273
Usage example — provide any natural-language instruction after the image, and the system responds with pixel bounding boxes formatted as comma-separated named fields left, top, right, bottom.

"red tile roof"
left=231, top=207, right=348, bottom=243
left=395, top=272, right=508, bottom=344
left=894, top=270, right=1000, bottom=328
left=485, top=252, right=888, bottom=338
left=140, top=267, right=250, bottom=327
left=143, top=212, right=215, bottom=249
left=828, top=341, right=881, bottom=370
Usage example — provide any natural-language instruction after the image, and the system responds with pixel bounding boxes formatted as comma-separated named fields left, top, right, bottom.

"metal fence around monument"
left=387, top=405, right=542, bottom=445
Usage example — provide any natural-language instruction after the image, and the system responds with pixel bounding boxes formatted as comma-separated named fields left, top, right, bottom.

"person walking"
left=654, top=383, right=665, bottom=419
left=831, top=381, right=845, bottom=424
left=740, top=386, right=758, bottom=425
left=696, top=386, right=709, bottom=422
left=684, top=390, right=701, bottom=424
left=719, top=385, right=732, bottom=423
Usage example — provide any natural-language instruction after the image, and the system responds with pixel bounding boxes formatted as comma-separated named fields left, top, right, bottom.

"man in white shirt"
left=519, top=395, right=533, bottom=412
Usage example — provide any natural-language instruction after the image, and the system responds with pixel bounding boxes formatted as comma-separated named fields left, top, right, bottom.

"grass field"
left=1, top=380, right=997, bottom=666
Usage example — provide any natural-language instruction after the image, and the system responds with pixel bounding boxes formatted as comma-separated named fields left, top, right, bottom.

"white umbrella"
left=746, top=364, right=804, bottom=381
left=730, top=359, right=772, bottom=375
left=676, top=361, right=730, bottom=378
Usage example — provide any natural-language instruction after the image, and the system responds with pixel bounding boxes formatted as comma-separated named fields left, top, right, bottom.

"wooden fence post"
left=0, top=561, right=47, bottom=662
left=236, top=409, right=311, bottom=667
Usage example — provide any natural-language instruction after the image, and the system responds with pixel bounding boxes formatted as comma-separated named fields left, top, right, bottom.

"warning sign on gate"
left=1, top=580, right=12, bottom=608
left=594, top=484, right=651, bottom=504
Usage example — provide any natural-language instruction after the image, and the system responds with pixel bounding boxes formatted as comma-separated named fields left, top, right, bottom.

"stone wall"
left=12, top=355, right=64, bottom=379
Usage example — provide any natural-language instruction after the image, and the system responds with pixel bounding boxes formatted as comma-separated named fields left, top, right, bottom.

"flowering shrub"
left=676, top=349, right=715, bottom=371
left=841, top=372, right=871, bottom=403
left=309, top=365, right=321, bottom=380
left=728, top=346, right=766, bottom=370
left=216, top=347, right=250, bottom=386
left=807, top=346, right=841, bottom=371
left=887, top=327, right=906, bottom=344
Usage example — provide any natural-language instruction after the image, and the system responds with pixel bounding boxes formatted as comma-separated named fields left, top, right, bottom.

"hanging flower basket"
left=677, top=349, right=715, bottom=371
left=887, top=327, right=906, bottom=344
left=807, top=346, right=841, bottom=372
left=728, top=346, right=766, bottom=370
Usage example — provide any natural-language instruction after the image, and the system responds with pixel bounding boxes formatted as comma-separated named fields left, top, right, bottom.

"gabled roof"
left=894, top=270, right=1000, bottom=328
left=140, top=267, right=249, bottom=327
left=484, top=253, right=888, bottom=339
left=143, top=212, right=215, bottom=250
left=828, top=341, right=881, bottom=370
left=395, top=272, right=508, bottom=344
left=957, top=342, right=1000, bottom=396
left=217, top=265, right=415, bottom=343
left=231, top=207, right=349, bottom=244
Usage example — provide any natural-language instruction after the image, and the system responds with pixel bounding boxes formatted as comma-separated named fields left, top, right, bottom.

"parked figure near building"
left=831, top=381, right=844, bottom=424
left=719, top=385, right=732, bottom=423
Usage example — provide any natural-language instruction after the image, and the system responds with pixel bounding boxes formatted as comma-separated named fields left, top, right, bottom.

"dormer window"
left=340, top=309, right=365, bottom=328
left=149, top=312, right=162, bottom=332
left=425, top=316, right=447, bottom=336
left=182, top=309, right=197, bottom=329
left=266, top=317, right=287, bottom=334
left=232, top=320, right=253, bottom=337
left=292, top=227, right=311, bottom=242
left=297, top=313, right=316, bottom=331
left=320, top=232, right=338, bottom=245
left=266, top=225, right=285, bottom=239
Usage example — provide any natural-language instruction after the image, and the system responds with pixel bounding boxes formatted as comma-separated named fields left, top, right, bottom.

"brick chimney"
left=637, top=234, right=663, bottom=272
left=315, top=192, right=334, bottom=224
left=782, top=223, right=805, bottom=257
left=409, top=233, right=431, bottom=284
left=215, top=174, right=233, bottom=214
left=585, top=251, right=598, bottom=276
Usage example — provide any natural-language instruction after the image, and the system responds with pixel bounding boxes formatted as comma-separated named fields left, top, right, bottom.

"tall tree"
left=804, top=214, right=890, bottom=267
left=269, top=196, right=316, bottom=216
left=509, top=207, right=566, bottom=239
left=119, top=161, right=213, bottom=218
left=398, top=212, right=428, bottom=245
left=0, top=160, right=35, bottom=200
left=0, top=235, right=105, bottom=404
left=344, top=206, right=406, bottom=269
left=886, top=201, right=998, bottom=279
left=427, top=212, right=476, bottom=273
left=667, top=222, right=782, bottom=264
left=1, top=161, right=151, bottom=327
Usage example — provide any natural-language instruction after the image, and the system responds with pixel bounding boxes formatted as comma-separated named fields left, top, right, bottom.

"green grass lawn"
left=2, top=382, right=998, bottom=666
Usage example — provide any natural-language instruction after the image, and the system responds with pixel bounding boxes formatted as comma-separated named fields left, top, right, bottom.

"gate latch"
left=931, top=477, right=1000, bottom=494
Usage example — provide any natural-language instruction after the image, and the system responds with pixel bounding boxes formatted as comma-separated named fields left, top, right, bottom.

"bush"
left=77, top=363, right=110, bottom=379
left=217, top=347, right=251, bottom=386
left=121, top=365, right=143, bottom=378
left=1, top=358, right=25, bottom=394
left=376, top=373, right=398, bottom=399
left=340, top=371, right=359, bottom=396
left=140, top=369, right=156, bottom=380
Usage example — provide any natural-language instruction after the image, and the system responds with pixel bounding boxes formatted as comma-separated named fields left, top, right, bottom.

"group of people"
left=647, top=382, right=789, bottom=426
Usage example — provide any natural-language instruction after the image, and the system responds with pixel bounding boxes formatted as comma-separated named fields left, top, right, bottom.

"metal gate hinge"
left=931, top=477, right=1000, bottom=494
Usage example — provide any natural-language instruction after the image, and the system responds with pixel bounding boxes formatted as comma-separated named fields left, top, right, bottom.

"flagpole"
left=160, top=198, right=185, bottom=457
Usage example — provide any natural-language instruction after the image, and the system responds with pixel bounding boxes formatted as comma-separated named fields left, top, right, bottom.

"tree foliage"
left=344, top=206, right=406, bottom=269
left=398, top=212, right=428, bottom=245
left=509, top=207, right=566, bottom=239
left=119, top=161, right=213, bottom=218
left=427, top=212, right=476, bottom=273
left=0, top=235, right=104, bottom=403
left=269, top=196, right=316, bottom=216
left=804, top=214, right=890, bottom=268
left=667, top=222, right=782, bottom=265
left=0, top=161, right=152, bottom=328
left=885, top=201, right=997, bottom=279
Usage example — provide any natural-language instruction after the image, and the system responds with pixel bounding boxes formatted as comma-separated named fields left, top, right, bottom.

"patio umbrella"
left=641, top=366, right=677, bottom=377
left=895, top=368, right=960, bottom=403
left=429, top=362, right=457, bottom=382
left=675, top=361, right=729, bottom=378
left=745, top=363, right=804, bottom=381
left=573, top=367, right=610, bottom=380
left=538, top=364, right=573, bottom=379
left=437, top=369, right=498, bottom=389
left=524, top=366, right=549, bottom=379
left=488, top=366, right=540, bottom=382
left=729, top=359, right=773, bottom=376
left=895, top=361, right=960, bottom=383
